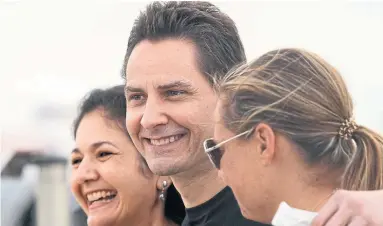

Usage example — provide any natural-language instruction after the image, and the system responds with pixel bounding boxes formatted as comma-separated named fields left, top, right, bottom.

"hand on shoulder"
left=311, top=189, right=383, bottom=226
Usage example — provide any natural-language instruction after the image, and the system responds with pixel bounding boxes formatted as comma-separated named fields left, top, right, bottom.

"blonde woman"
left=204, top=48, right=383, bottom=225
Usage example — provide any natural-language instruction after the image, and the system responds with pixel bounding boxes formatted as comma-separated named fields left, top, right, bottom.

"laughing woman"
left=205, top=48, right=383, bottom=224
left=70, top=85, right=185, bottom=226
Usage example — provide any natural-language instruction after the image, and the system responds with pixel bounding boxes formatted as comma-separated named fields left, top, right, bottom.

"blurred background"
left=1, top=1, right=383, bottom=225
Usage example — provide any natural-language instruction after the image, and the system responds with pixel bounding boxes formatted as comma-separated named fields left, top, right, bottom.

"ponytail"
left=341, top=125, right=383, bottom=190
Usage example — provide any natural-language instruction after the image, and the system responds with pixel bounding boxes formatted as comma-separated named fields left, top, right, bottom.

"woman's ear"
left=253, top=123, right=276, bottom=165
left=156, top=176, right=172, bottom=191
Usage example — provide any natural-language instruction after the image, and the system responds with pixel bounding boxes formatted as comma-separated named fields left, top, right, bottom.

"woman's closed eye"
left=70, top=151, right=113, bottom=166
left=71, top=157, right=82, bottom=166
left=97, top=151, right=113, bottom=159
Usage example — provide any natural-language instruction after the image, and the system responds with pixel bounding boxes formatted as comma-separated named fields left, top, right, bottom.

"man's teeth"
left=87, top=190, right=117, bottom=202
left=150, top=135, right=182, bottom=146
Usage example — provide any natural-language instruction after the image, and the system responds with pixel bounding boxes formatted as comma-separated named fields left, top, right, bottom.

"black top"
left=165, top=184, right=186, bottom=224
left=181, top=186, right=270, bottom=226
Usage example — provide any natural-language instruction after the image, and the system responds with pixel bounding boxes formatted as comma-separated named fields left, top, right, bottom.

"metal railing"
left=30, top=154, right=70, bottom=226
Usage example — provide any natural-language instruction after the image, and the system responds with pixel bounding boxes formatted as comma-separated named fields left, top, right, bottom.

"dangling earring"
left=159, top=180, right=168, bottom=202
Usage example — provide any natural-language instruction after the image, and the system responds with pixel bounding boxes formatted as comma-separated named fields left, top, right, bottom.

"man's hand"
left=311, top=189, right=383, bottom=226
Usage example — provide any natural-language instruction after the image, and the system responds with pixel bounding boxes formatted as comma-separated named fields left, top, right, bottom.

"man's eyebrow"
left=157, top=80, right=193, bottom=90
left=125, top=85, right=144, bottom=93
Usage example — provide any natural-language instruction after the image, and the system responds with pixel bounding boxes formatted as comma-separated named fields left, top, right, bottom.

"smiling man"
left=121, top=2, right=268, bottom=226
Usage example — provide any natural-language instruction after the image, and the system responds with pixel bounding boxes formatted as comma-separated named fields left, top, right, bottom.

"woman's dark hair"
left=73, top=85, right=185, bottom=223
left=73, top=85, right=128, bottom=138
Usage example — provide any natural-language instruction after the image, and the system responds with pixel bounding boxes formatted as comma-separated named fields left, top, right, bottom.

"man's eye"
left=128, top=94, right=144, bottom=101
left=166, top=90, right=186, bottom=96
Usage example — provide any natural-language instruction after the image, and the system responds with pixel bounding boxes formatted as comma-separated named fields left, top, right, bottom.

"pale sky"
left=1, top=1, right=382, bottom=155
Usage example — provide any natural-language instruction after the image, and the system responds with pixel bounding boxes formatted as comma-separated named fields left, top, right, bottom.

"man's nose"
left=74, top=158, right=99, bottom=184
left=140, top=97, right=168, bottom=129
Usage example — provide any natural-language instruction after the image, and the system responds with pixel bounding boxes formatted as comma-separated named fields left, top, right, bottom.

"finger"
left=324, top=206, right=353, bottom=226
left=347, top=216, right=368, bottom=226
left=311, top=198, right=338, bottom=226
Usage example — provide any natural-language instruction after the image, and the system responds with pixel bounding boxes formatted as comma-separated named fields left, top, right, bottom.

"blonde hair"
left=218, top=48, right=383, bottom=190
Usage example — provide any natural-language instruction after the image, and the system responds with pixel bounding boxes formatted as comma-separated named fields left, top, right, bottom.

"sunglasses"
left=203, top=129, right=254, bottom=169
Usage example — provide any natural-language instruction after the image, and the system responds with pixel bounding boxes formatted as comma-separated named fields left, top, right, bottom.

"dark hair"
left=73, top=85, right=185, bottom=223
left=73, top=85, right=127, bottom=138
left=121, top=1, right=246, bottom=84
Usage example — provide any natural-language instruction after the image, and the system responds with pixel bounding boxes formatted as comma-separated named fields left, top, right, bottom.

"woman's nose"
left=74, top=159, right=100, bottom=184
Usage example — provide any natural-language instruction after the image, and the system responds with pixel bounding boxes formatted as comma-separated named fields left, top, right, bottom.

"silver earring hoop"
left=159, top=181, right=168, bottom=202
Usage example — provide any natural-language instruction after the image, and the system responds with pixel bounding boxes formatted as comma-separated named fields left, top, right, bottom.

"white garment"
left=271, top=202, right=318, bottom=226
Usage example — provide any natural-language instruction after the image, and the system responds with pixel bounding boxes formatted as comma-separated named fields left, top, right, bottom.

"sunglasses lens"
left=205, top=139, right=222, bottom=169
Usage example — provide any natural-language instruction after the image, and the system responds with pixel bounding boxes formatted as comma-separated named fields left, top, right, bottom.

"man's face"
left=125, top=39, right=217, bottom=176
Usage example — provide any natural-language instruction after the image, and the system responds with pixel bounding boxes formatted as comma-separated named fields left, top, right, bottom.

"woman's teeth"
left=87, top=190, right=117, bottom=203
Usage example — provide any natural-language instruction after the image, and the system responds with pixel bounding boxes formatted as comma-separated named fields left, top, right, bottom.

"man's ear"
left=252, top=123, right=276, bottom=166
left=156, top=176, right=172, bottom=190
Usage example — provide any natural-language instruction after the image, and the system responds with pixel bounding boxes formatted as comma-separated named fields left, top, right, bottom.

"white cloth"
left=271, top=202, right=318, bottom=226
